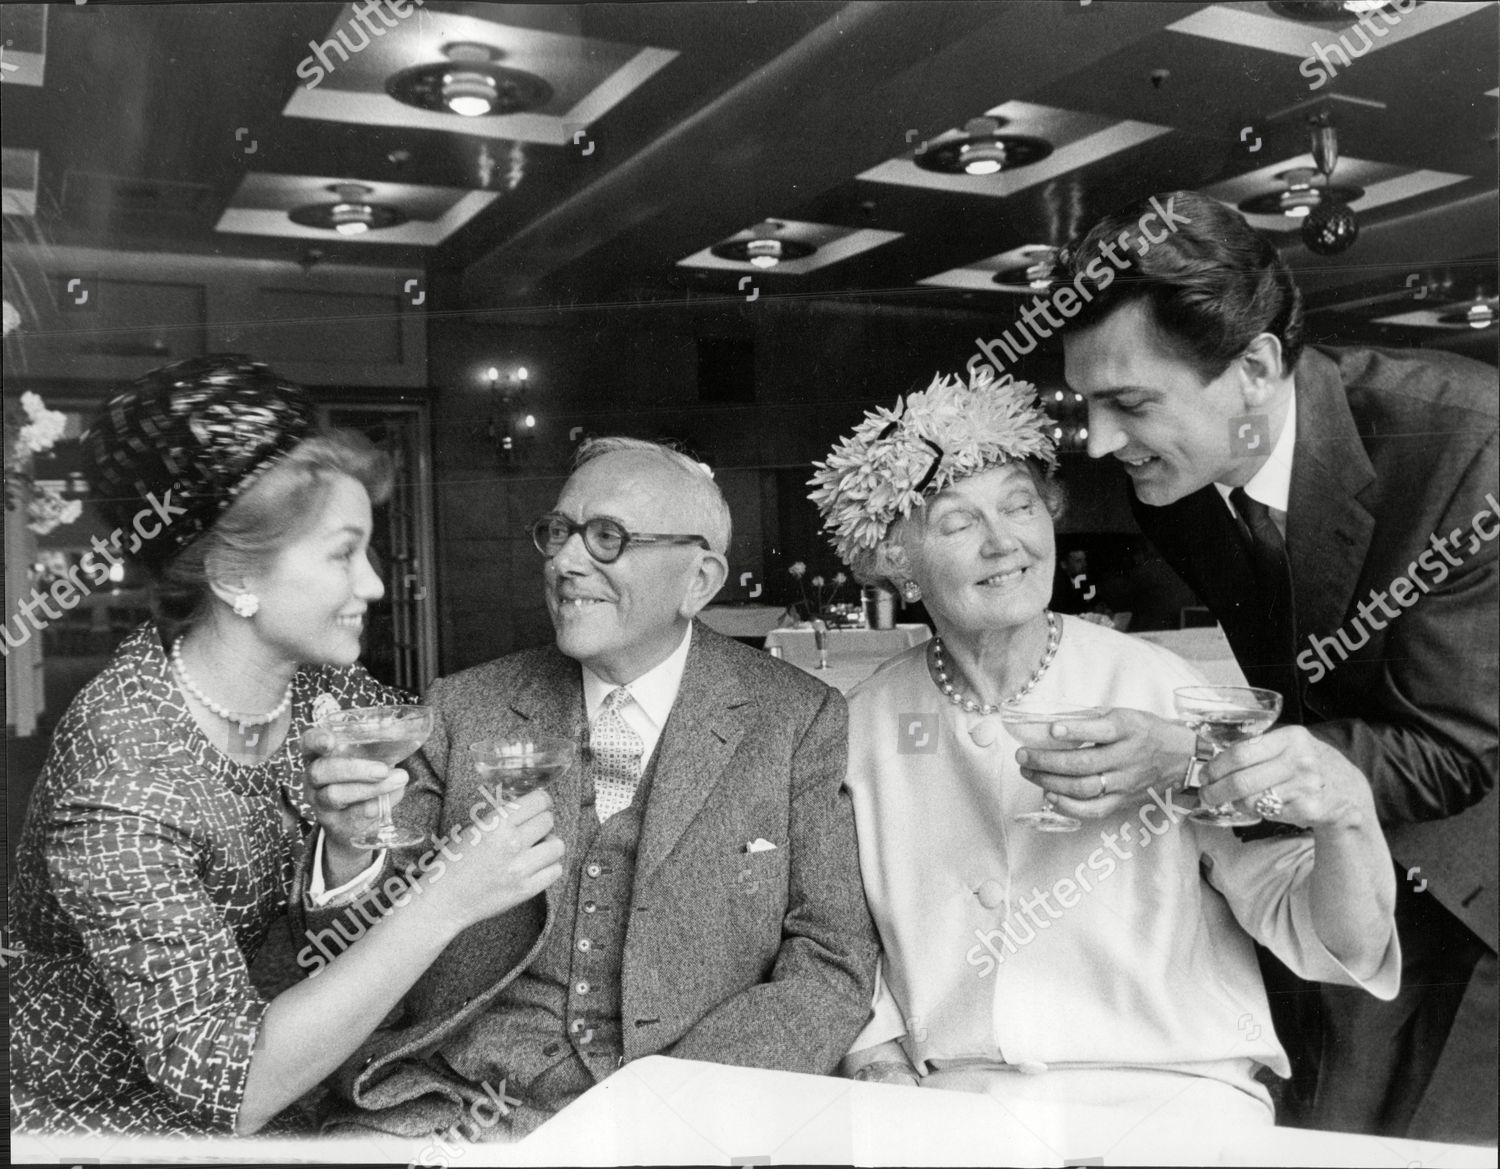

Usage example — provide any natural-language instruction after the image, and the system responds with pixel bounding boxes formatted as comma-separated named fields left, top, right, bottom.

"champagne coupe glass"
left=998, top=699, right=1109, bottom=833
left=469, top=735, right=577, bottom=803
left=1173, top=685, right=1283, bottom=827
left=319, top=705, right=436, bottom=850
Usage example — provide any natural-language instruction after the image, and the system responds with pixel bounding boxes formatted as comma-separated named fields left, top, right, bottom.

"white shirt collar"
left=1214, top=387, right=1296, bottom=518
left=581, top=622, right=693, bottom=733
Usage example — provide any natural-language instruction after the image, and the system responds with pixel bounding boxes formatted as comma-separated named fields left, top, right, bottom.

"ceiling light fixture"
left=913, top=116, right=1052, bottom=176
left=289, top=183, right=406, bottom=236
left=992, top=246, right=1059, bottom=290
left=1437, top=295, right=1498, bottom=329
left=710, top=220, right=816, bottom=269
left=1238, top=168, right=1363, bottom=219
left=387, top=42, right=552, bottom=118
left=1278, top=168, right=1322, bottom=218
left=1301, top=114, right=1359, bottom=255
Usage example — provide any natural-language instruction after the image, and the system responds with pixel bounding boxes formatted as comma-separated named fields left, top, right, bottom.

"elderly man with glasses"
left=300, top=436, right=878, bottom=1140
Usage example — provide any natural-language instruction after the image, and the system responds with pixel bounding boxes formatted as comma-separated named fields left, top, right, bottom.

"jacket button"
left=586, top=863, right=603, bottom=878
left=543, top=1042, right=561, bottom=1057
left=582, top=900, right=597, bottom=914
left=575, top=980, right=591, bottom=994
left=577, top=938, right=592, bottom=952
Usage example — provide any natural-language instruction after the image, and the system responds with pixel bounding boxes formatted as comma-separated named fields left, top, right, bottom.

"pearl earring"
left=232, top=593, right=260, bottom=619
left=901, top=581, right=921, bottom=603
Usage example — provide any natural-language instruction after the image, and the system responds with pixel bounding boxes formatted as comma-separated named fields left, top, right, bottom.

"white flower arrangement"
left=808, top=367, right=1056, bottom=565
left=6, top=392, right=82, bottom=534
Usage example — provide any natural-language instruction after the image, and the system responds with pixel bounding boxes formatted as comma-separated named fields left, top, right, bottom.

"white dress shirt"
left=1214, top=389, right=1296, bottom=540
left=581, top=622, right=693, bottom=769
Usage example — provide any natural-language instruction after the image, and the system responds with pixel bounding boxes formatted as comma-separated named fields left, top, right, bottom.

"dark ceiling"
left=2, top=0, right=1496, bottom=349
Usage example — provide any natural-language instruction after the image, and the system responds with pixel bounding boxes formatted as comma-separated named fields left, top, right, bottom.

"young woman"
left=9, top=355, right=563, bottom=1136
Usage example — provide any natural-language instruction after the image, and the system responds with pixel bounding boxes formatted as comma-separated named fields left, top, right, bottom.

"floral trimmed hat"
left=808, top=367, right=1056, bottom=565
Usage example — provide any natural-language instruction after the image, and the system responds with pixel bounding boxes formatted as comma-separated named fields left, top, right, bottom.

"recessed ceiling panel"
left=0, top=4, right=46, bottom=87
left=920, top=244, right=1057, bottom=293
left=216, top=173, right=497, bottom=246
left=858, top=101, right=1172, bottom=199
left=677, top=221, right=903, bottom=275
left=1166, top=2, right=1491, bottom=59
left=1201, top=154, right=1468, bottom=232
left=1, top=147, right=40, bottom=217
left=281, top=3, right=677, bottom=145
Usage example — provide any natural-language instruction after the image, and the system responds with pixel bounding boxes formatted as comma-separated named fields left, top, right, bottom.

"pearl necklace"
left=170, top=638, right=293, bottom=733
left=929, top=610, right=1061, bottom=715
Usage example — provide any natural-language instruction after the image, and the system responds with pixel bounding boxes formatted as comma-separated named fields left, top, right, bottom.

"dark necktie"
left=1228, top=487, right=1301, bottom=722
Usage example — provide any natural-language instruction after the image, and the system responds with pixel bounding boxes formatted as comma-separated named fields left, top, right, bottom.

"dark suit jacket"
left=1132, top=345, right=1497, bottom=950
left=304, top=623, right=878, bottom=1136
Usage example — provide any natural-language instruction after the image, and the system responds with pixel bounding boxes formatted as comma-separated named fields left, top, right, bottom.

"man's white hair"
left=572, top=436, right=732, bottom=554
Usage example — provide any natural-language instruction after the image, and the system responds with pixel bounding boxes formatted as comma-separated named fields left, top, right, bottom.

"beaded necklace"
left=928, top=610, right=1060, bottom=715
left=170, top=637, right=293, bottom=734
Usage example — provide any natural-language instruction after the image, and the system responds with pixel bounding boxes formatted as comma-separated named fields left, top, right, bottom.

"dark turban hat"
left=82, top=354, right=315, bottom=572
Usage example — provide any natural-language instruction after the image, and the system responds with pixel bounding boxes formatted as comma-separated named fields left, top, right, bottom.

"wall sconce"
left=485, top=365, right=536, bottom=459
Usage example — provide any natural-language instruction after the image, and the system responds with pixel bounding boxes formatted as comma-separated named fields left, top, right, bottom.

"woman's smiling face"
left=896, top=462, right=1056, bottom=642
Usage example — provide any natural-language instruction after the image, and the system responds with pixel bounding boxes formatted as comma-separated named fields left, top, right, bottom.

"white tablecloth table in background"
left=1132, top=625, right=1249, bottom=687
left=766, top=624, right=930, bottom=693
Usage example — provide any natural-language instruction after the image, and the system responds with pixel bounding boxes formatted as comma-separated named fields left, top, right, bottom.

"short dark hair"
left=1054, top=190, right=1305, bottom=382
left=154, top=431, right=392, bottom=642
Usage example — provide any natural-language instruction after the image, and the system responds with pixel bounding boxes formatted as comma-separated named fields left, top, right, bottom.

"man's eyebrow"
left=1072, top=385, right=1157, bottom=401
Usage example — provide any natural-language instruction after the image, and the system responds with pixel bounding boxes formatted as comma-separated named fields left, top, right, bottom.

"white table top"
left=23, top=1057, right=1493, bottom=1166
left=765, top=623, right=931, bottom=652
left=1132, top=625, right=1248, bottom=687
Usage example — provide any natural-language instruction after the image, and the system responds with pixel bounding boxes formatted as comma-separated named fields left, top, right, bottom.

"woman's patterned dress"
left=9, top=623, right=405, bottom=1135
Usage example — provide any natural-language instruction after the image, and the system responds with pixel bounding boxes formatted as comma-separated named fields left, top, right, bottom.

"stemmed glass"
left=469, top=735, right=577, bottom=802
left=1173, top=685, right=1283, bottom=827
left=998, top=699, right=1108, bottom=833
left=319, top=705, right=435, bottom=850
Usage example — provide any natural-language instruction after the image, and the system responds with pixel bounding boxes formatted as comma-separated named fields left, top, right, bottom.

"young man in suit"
left=1029, top=190, right=1496, bottom=1142
left=302, top=438, right=878, bottom=1138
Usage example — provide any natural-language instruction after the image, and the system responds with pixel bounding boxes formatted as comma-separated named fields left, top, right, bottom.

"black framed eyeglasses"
left=528, top=514, right=711, bottom=564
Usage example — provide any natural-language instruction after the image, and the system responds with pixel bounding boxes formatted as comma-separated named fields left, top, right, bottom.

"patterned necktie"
left=591, top=687, right=644, bottom=822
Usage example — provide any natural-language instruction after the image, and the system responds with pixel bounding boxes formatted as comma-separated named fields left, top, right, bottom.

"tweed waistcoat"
left=480, top=741, right=660, bottom=1105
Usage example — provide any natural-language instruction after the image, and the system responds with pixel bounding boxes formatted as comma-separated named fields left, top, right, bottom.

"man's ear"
left=1238, top=332, right=1288, bottom=409
left=679, top=551, right=729, bottom=619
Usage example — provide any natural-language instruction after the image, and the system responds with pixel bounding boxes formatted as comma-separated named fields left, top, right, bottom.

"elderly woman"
left=9, top=356, right=563, bottom=1137
left=810, top=370, right=1399, bottom=1139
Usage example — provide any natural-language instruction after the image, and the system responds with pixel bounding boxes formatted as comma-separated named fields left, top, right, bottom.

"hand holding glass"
left=318, top=705, right=435, bottom=850
left=1173, top=685, right=1283, bottom=827
left=998, top=700, right=1108, bottom=833
left=470, top=735, right=577, bottom=802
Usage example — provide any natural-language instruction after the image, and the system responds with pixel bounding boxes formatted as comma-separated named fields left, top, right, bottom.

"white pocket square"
left=745, top=838, right=778, bottom=853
